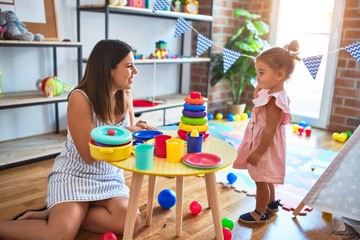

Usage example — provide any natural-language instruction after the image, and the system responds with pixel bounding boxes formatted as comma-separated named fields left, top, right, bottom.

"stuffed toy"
left=0, top=10, right=44, bottom=41
left=36, top=76, right=73, bottom=98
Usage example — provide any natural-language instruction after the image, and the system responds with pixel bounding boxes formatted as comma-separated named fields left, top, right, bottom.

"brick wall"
left=328, top=0, right=360, bottom=132
left=191, top=0, right=359, bottom=132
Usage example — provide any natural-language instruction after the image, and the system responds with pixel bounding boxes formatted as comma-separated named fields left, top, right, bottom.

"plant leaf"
left=253, top=21, right=270, bottom=36
left=234, top=8, right=259, bottom=20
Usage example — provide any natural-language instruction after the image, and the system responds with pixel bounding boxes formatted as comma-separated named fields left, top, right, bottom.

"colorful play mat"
left=208, top=120, right=339, bottom=215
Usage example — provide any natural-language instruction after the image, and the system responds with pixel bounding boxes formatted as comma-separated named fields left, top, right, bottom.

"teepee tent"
left=293, top=125, right=360, bottom=221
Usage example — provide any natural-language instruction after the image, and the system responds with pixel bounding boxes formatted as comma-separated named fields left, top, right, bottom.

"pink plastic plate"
left=182, top=152, right=222, bottom=168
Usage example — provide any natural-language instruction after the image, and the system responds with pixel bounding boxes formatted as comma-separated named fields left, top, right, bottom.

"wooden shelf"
left=77, top=5, right=213, bottom=22
left=83, top=57, right=210, bottom=65
left=0, top=40, right=82, bottom=48
left=0, top=132, right=66, bottom=169
left=0, top=91, right=68, bottom=109
left=133, top=93, right=187, bottom=114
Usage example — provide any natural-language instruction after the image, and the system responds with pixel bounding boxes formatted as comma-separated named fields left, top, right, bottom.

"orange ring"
left=184, top=96, right=206, bottom=105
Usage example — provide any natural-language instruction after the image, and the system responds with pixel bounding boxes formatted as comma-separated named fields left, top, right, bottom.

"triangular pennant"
left=345, top=40, right=360, bottom=62
left=303, top=55, right=323, bottom=80
left=196, top=34, right=213, bottom=57
left=152, top=0, right=171, bottom=13
left=174, top=17, right=192, bottom=38
left=222, top=48, right=241, bottom=73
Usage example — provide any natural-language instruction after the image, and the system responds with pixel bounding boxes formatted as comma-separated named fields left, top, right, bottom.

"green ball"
left=221, top=217, right=234, bottom=230
left=345, top=131, right=352, bottom=138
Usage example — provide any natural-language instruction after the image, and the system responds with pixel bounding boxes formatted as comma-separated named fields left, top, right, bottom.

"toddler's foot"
left=14, top=208, right=48, bottom=220
left=267, top=199, right=281, bottom=214
left=238, top=209, right=268, bottom=224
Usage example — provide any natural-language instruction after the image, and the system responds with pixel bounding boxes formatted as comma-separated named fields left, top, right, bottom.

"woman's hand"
left=136, top=120, right=157, bottom=130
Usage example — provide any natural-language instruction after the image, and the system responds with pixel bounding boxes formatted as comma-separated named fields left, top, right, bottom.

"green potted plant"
left=211, top=8, right=270, bottom=114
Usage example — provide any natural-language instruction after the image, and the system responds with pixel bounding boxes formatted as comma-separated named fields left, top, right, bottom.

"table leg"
left=146, top=175, right=157, bottom=226
left=205, top=172, right=224, bottom=240
left=176, top=176, right=184, bottom=236
left=123, top=172, right=144, bottom=240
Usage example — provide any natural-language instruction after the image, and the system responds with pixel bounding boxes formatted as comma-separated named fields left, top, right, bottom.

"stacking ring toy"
left=184, top=96, right=206, bottom=105
left=177, top=129, right=210, bottom=141
left=179, top=122, right=208, bottom=133
left=183, top=103, right=206, bottom=111
left=91, top=126, right=132, bottom=145
left=181, top=116, right=207, bottom=125
left=182, top=109, right=206, bottom=118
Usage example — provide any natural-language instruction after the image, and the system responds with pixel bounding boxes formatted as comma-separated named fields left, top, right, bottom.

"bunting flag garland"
left=152, top=0, right=171, bottom=13
left=302, top=55, right=323, bottom=80
left=345, top=40, right=360, bottom=62
left=164, top=9, right=360, bottom=76
left=196, top=34, right=213, bottom=57
left=174, top=17, right=192, bottom=38
left=222, top=48, right=241, bottom=73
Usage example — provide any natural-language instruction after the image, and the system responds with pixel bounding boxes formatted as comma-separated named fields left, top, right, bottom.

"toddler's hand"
left=247, top=151, right=262, bottom=166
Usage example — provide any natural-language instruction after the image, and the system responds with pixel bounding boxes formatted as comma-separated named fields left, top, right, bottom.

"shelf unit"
left=0, top=40, right=83, bottom=169
left=76, top=1, right=213, bottom=126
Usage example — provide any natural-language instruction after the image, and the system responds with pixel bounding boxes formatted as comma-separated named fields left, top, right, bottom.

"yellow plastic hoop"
left=179, top=122, right=208, bottom=132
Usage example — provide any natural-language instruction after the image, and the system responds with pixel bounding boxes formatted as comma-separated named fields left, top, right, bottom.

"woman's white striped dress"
left=46, top=90, right=130, bottom=208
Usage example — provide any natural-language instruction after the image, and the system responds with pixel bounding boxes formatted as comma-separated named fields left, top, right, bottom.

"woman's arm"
left=67, top=91, right=96, bottom=164
left=124, top=90, right=157, bottom=132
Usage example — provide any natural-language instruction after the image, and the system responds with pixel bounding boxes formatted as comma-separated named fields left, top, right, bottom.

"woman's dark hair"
left=256, top=40, right=301, bottom=80
left=75, top=39, right=133, bottom=123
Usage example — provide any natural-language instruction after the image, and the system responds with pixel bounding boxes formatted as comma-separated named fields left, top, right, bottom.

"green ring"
left=181, top=116, right=207, bottom=125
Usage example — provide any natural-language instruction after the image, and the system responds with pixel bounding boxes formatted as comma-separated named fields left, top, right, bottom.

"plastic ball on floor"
left=234, top=114, right=241, bottom=121
left=305, top=126, right=312, bottom=137
left=226, top=172, right=237, bottom=184
left=215, top=112, right=223, bottom=120
left=189, top=200, right=203, bottom=215
left=299, top=120, right=307, bottom=127
left=208, top=113, right=214, bottom=120
left=240, top=113, right=248, bottom=120
left=227, top=113, right=235, bottom=121
left=292, top=124, right=299, bottom=133
left=222, top=227, right=232, bottom=240
left=222, top=217, right=234, bottom=230
left=158, top=189, right=176, bottom=209
left=337, top=132, right=348, bottom=143
left=332, top=132, right=339, bottom=141
left=101, top=232, right=117, bottom=240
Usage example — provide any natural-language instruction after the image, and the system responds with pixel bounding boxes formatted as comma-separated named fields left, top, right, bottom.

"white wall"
left=0, top=0, right=189, bottom=141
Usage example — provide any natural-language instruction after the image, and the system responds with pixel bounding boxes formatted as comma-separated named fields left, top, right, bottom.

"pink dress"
left=233, top=89, right=291, bottom=184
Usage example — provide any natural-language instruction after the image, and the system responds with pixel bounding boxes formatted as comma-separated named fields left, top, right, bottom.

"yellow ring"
left=179, top=122, right=208, bottom=132
left=184, top=96, right=206, bottom=105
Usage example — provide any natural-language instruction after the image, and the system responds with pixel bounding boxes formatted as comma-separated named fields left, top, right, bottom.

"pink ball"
left=222, top=227, right=232, bottom=240
left=101, top=232, right=117, bottom=240
left=189, top=201, right=203, bottom=215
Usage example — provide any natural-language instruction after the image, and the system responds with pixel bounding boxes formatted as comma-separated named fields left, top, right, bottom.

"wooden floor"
left=0, top=126, right=348, bottom=240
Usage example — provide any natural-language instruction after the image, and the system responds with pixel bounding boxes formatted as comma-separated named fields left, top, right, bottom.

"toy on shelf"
left=129, top=0, right=145, bottom=8
left=133, top=49, right=145, bottom=60
left=149, top=40, right=171, bottom=59
left=184, top=0, right=199, bottom=14
left=109, top=0, right=127, bottom=6
left=36, top=76, right=73, bottom=97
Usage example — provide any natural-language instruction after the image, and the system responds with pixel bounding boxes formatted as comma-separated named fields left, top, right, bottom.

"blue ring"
left=183, top=103, right=206, bottom=111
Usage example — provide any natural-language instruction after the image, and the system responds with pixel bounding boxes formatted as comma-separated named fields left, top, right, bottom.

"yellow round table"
left=110, top=130, right=237, bottom=240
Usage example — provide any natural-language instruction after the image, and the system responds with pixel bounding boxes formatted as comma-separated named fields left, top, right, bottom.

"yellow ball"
left=337, top=132, right=348, bottom=143
left=292, top=124, right=299, bottom=133
left=240, top=113, right=248, bottom=120
left=332, top=132, right=340, bottom=141
left=215, top=113, right=223, bottom=120
left=234, top=114, right=241, bottom=121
